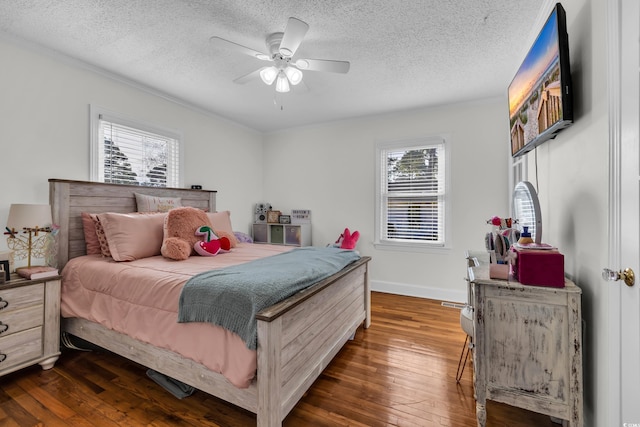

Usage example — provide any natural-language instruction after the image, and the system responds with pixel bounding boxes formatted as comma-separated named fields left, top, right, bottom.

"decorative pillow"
left=92, top=214, right=112, bottom=257
left=97, top=212, right=166, bottom=261
left=234, top=231, right=253, bottom=243
left=81, top=212, right=102, bottom=255
left=135, top=193, right=182, bottom=212
left=207, top=211, right=238, bottom=247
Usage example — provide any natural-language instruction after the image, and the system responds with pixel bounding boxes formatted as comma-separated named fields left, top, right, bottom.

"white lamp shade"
left=284, top=66, right=303, bottom=85
left=259, top=66, right=278, bottom=85
left=6, top=204, right=52, bottom=230
left=275, top=71, right=290, bottom=93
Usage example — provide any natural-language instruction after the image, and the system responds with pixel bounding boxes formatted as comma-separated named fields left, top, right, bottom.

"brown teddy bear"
left=161, top=207, right=213, bottom=260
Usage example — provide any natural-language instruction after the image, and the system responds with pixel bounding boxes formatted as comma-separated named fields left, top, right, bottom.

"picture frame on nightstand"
left=267, top=210, right=281, bottom=223
left=279, top=215, right=291, bottom=224
left=0, top=260, right=9, bottom=282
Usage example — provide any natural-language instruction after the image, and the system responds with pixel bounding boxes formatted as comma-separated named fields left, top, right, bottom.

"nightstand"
left=0, top=275, right=61, bottom=376
left=252, top=223, right=311, bottom=246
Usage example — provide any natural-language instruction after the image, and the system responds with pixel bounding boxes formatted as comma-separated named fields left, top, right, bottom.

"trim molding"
left=371, top=280, right=466, bottom=304
left=0, top=32, right=259, bottom=134
left=606, top=0, right=622, bottom=426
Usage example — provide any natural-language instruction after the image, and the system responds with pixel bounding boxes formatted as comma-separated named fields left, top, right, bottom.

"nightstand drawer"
left=0, top=284, right=44, bottom=314
left=0, top=327, right=43, bottom=372
left=0, top=305, right=44, bottom=337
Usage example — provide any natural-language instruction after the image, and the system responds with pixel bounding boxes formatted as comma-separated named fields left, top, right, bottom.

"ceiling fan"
left=210, top=17, right=350, bottom=93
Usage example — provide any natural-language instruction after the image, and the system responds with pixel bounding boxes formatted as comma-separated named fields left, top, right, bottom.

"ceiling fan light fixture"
left=275, top=71, right=290, bottom=93
left=295, top=59, right=309, bottom=70
left=284, top=66, right=303, bottom=85
left=259, top=66, right=278, bottom=85
left=212, top=17, right=349, bottom=94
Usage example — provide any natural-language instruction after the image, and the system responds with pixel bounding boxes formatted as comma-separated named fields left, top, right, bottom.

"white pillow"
left=135, top=193, right=182, bottom=212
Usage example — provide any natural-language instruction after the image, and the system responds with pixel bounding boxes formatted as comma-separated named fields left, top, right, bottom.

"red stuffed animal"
left=193, top=225, right=231, bottom=256
left=334, top=227, right=360, bottom=250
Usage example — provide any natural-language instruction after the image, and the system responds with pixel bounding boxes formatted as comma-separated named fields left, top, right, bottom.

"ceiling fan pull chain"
left=273, top=94, right=284, bottom=111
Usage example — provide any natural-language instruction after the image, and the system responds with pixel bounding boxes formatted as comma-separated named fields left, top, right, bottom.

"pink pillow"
left=97, top=212, right=166, bottom=261
left=207, top=211, right=238, bottom=247
left=81, top=212, right=102, bottom=255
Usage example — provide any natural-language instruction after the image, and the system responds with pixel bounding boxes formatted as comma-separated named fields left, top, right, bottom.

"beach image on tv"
left=509, top=9, right=562, bottom=156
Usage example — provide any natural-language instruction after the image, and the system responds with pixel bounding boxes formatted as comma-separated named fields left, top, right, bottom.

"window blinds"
left=381, top=143, right=445, bottom=244
left=98, top=116, right=179, bottom=187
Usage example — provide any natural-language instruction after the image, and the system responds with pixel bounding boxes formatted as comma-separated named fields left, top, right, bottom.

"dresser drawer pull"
left=0, top=353, right=6, bottom=363
left=0, top=298, right=7, bottom=310
left=0, top=322, right=7, bottom=334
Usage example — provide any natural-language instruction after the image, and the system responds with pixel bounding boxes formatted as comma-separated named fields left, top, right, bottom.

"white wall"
left=522, top=0, right=608, bottom=425
left=263, top=100, right=510, bottom=302
left=0, top=36, right=265, bottom=265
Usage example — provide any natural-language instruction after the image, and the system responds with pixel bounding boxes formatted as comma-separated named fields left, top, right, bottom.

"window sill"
left=373, top=241, right=451, bottom=254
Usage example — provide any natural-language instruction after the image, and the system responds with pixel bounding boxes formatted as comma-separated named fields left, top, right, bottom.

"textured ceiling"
left=0, top=1, right=547, bottom=132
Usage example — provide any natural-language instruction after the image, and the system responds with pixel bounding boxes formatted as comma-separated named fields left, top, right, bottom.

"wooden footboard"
left=50, top=179, right=371, bottom=426
left=256, top=258, right=370, bottom=426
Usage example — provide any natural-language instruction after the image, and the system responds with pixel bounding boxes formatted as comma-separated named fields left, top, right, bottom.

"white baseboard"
left=371, top=279, right=466, bottom=303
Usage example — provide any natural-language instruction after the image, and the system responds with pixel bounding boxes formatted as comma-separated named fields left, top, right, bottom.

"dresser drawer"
left=0, top=305, right=44, bottom=337
left=0, top=284, right=44, bottom=315
left=0, top=327, right=43, bottom=373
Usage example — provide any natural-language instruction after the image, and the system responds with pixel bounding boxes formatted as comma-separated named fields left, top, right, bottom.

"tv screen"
left=509, top=3, right=573, bottom=158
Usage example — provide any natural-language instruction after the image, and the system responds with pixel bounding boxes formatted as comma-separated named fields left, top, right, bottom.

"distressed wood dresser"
left=468, top=264, right=583, bottom=427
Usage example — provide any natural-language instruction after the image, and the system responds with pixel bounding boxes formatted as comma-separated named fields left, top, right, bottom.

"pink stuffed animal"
left=161, top=207, right=211, bottom=260
left=335, top=228, right=360, bottom=250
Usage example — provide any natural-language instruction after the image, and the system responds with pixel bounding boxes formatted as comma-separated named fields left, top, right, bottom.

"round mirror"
left=512, top=181, right=542, bottom=244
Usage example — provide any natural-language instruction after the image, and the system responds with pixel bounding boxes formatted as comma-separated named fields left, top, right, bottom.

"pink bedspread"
left=60, top=243, right=293, bottom=388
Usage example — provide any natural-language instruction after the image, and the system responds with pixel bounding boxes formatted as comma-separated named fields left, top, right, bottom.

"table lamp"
left=4, top=204, right=52, bottom=269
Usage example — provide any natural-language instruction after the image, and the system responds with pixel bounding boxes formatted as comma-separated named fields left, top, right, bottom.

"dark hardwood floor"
left=0, top=292, right=558, bottom=426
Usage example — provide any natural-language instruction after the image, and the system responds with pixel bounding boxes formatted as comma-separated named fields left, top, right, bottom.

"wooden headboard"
left=49, top=179, right=216, bottom=269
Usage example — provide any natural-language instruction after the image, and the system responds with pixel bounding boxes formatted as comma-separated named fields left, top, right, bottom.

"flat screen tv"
left=509, top=3, right=573, bottom=158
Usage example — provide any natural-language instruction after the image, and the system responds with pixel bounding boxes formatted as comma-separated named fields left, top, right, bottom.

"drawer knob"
left=0, top=322, right=7, bottom=334
left=0, top=354, right=6, bottom=363
left=0, top=298, right=7, bottom=310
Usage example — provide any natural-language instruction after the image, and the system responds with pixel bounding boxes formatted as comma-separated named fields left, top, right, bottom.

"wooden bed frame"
left=49, top=179, right=371, bottom=427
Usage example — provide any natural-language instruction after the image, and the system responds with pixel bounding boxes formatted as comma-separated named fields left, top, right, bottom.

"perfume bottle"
left=518, top=226, right=534, bottom=245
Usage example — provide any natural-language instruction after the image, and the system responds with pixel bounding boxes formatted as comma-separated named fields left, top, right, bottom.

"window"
left=90, top=106, right=182, bottom=187
left=511, top=152, right=527, bottom=192
left=375, top=137, right=450, bottom=251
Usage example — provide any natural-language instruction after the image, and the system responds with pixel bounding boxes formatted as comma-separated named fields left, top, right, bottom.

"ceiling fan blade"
left=210, top=36, right=271, bottom=60
left=296, top=59, right=350, bottom=74
left=279, top=17, right=309, bottom=57
left=233, top=68, right=264, bottom=84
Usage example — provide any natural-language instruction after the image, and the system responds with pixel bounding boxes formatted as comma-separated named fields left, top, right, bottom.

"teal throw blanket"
left=178, top=247, right=361, bottom=350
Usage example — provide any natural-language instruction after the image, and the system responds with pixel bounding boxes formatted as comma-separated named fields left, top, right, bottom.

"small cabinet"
left=0, top=277, right=61, bottom=377
left=468, top=264, right=583, bottom=426
left=252, top=223, right=311, bottom=247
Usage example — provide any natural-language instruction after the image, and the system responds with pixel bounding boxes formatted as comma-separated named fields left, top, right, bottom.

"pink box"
left=514, top=248, right=565, bottom=288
